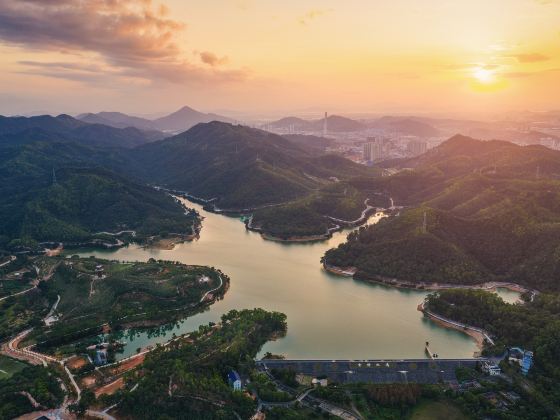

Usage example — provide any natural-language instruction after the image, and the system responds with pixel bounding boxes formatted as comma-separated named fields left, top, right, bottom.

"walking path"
left=327, top=199, right=375, bottom=226
left=0, top=255, right=16, bottom=268
left=44, top=294, right=60, bottom=326
left=94, top=230, right=136, bottom=237
left=418, top=299, right=495, bottom=348
left=258, top=367, right=360, bottom=420
left=200, top=274, right=223, bottom=303
left=0, top=285, right=37, bottom=302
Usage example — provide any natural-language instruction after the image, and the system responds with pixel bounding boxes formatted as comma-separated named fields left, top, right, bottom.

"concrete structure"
left=363, top=141, right=384, bottom=162
left=94, top=349, right=108, bottom=366
left=521, top=351, right=533, bottom=375
left=312, top=378, right=328, bottom=387
left=508, top=347, right=534, bottom=375
left=407, top=139, right=428, bottom=156
left=257, top=358, right=482, bottom=384
left=481, top=360, right=501, bottom=376
left=228, top=370, right=242, bottom=390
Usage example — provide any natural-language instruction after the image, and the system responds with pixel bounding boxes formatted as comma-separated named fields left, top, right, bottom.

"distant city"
left=257, top=111, right=560, bottom=164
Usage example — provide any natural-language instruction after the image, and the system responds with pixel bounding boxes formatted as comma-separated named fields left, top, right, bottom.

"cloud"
left=503, top=68, right=560, bottom=78
left=198, top=51, right=229, bottom=67
left=0, top=0, right=246, bottom=84
left=298, top=9, right=331, bottom=25
left=505, top=53, right=550, bottom=63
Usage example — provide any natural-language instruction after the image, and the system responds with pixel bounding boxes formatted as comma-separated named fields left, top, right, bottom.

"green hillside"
left=325, top=136, right=560, bottom=291
left=0, top=119, right=377, bottom=245
left=252, top=182, right=369, bottom=238
left=0, top=114, right=161, bottom=148
left=18, top=168, right=196, bottom=243
left=131, top=121, right=375, bottom=210
left=0, top=137, right=195, bottom=248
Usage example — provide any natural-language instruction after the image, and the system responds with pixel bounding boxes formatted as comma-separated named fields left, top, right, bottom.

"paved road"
left=258, top=366, right=361, bottom=420
left=327, top=199, right=374, bottom=225
left=0, top=255, right=16, bottom=268
left=419, top=300, right=495, bottom=345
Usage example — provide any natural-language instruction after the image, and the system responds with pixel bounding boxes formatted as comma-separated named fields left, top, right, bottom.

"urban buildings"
left=363, top=137, right=388, bottom=162
left=407, top=139, right=428, bottom=156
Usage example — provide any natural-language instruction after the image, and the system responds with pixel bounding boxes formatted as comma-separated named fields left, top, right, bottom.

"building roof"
left=228, top=370, right=241, bottom=383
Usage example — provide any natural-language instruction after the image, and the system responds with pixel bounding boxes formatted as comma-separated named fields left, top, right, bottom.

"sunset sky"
left=0, top=0, right=559, bottom=117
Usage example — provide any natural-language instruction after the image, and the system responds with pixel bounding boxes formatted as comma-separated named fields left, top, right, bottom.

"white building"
left=482, top=361, right=501, bottom=376
left=228, top=370, right=242, bottom=390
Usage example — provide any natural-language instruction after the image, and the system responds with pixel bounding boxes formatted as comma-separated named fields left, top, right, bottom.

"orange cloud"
left=505, top=53, right=550, bottom=63
left=0, top=0, right=246, bottom=84
left=198, top=51, right=229, bottom=67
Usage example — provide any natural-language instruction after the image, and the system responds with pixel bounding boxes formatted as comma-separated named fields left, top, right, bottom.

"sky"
left=0, top=0, right=559, bottom=118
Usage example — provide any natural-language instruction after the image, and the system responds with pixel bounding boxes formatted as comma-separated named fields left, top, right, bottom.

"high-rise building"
left=323, top=112, right=328, bottom=137
left=407, top=140, right=428, bottom=156
left=363, top=137, right=389, bottom=162
left=363, top=141, right=384, bottom=162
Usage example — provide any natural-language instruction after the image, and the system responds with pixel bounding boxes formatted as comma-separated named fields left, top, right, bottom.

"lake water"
left=78, top=198, right=517, bottom=361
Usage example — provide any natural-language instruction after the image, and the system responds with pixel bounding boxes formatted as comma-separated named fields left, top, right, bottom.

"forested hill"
left=0, top=114, right=163, bottom=148
left=0, top=136, right=195, bottom=249
left=130, top=121, right=374, bottom=210
left=325, top=136, right=560, bottom=291
left=404, top=134, right=560, bottom=174
left=366, top=135, right=560, bottom=205
left=0, top=118, right=376, bottom=246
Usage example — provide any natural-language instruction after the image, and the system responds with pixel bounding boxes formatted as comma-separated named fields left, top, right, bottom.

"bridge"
left=257, top=358, right=484, bottom=384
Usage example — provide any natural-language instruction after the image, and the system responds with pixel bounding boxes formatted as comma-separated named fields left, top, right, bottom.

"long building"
left=257, top=358, right=483, bottom=384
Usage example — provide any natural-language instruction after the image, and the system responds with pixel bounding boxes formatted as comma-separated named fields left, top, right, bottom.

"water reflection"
left=78, top=199, right=517, bottom=361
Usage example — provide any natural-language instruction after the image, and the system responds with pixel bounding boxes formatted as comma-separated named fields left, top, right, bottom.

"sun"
left=472, top=66, right=495, bottom=84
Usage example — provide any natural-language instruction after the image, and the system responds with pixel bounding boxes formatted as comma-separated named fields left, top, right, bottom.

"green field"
left=0, top=356, right=26, bottom=380
left=409, top=400, right=469, bottom=420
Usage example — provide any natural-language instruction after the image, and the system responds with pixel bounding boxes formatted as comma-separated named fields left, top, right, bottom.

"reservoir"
left=78, top=198, right=516, bottom=361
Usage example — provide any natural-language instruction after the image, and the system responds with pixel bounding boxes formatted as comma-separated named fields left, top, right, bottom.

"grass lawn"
left=409, top=400, right=470, bottom=420
left=0, top=355, right=26, bottom=380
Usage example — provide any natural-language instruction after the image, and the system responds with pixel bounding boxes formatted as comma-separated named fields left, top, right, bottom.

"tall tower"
left=323, top=112, right=328, bottom=137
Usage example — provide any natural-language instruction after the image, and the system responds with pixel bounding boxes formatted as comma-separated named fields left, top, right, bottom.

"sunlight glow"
left=472, top=67, right=495, bottom=84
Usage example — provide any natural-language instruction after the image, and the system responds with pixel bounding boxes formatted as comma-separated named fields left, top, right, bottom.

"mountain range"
left=78, top=105, right=234, bottom=133
left=267, top=115, right=366, bottom=132
left=367, top=116, right=441, bottom=137
left=0, top=114, right=374, bottom=246
left=129, top=121, right=373, bottom=210
left=0, top=114, right=163, bottom=148
left=325, top=135, right=560, bottom=291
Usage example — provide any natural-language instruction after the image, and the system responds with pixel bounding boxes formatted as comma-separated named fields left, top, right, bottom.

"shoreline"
left=246, top=207, right=379, bottom=244
left=143, top=233, right=198, bottom=250
left=324, top=263, right=534, bottom=357
left=323, top=263, right=536, bottom=296
left=417, top=300, right=492, bottom=357
left=260, top=232, right=331, bottom=242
